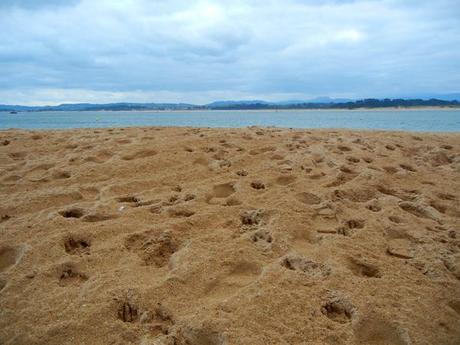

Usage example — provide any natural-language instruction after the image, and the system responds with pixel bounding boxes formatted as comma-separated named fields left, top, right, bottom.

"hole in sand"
left=366, top=204, right=381, bottom=212
left=125, top=231, right=178, bottom=267
left=168, top=208, right=195, bottom=218
left=182, top=327, right=225, bottom=345
left=388, top=216, right=403, bottom=224
left=251, top=181, right=265, bottom=190
left=225, top=197, right=242, bottom=206
left=347, top=257, right=381, bottom=278
left=399, top=202, right=436, bottom=219
left=346, top=156, right=360, bottom=163
left=251, top=229, right=273, bottom=245
left=121, top=149, right=157, bottom=161
left=281, top=255, right=330, bottom=277
left=429, top=201, right=447, bottom=214
left=52, top=170, right=71, bottom=179
left=295, top=192, right=321, bottom=205
left=437, top=192, right=455, bottom=201
left=241, top=209, right=265, bottom=226
left=0, top=215, right=11, bottom=223
left=212, top=183, right=235, bottom=198
left=346, top=219, right=365, bottom=229
left=58, top=263, right=88, bottom=286
left=383, top=166, right=398, bottom=174
left=0, top=246, right=22, bottom=272
left=64, top=237, right=90, bottom=255
left=385, top=144, right=395, bottom=151
left=321, top=298, right=355, bottom=323
left=448, top=300, right=460, bottom=315
left=353, top=317, right=411, bottom=345
left=0, top=278, right=6, bottom=291
left=337, top=145, right=352, bottom=152
left=59, top=208, right=85, bottom=219
left=82, top=213, right=116, bottom=222
left=117, top=196, right=140, bottom=203
left=399, top=164, right=416, bottom=172
left=117, top=301, right=138, bottom=322
left=275, top=175, right=296, bottom=185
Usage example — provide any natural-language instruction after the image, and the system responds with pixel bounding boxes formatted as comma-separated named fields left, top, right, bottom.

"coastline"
left=2, top=106, right=460, bottom=113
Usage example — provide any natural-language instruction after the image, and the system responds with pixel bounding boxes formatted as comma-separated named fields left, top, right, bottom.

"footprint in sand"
left=281, top=255, right=331, bottom=278
left=167, top=208, right=195, bottom=218
left=398, top=201, right=441, bottom=221
left=82, top=213, right=117, bottom=223
left=117, top=195, right=140, bottom=203
left=141, top=304, right=175, bottom=336
left=63, top=235, right=91, bottom=255
left=8, top=152, right=27, bottom=160
left=51, top=170, right=71, bottom=179
left=205, top=260, right=261, bottom=299
left=346, top=257, right=381, bottom=278
left=250, top=229, right=273, bottom=248
left=124, top=231, right=178, bottom=267
left=59, top=208, right=85, bottom=219
left=353, top=316, right=411, bottom=345
left=211, top=182, right=236, bottom=198
left=172, top=326, right=226, bottom=345
left=0, top=245, right=25, bottom=273
left=333, top=187, right=376, bottom=203
left=321, top=296, right=355, bottom=323
left=117, top=300, right=139, bottom=322
left=84, top=150, right=113, bottom=163
left=250, top=180, right=265, bottom=190
left=386, top=239, right=415, bottom=259
left=295, top=192, right=321, bottom=205
left=121, top=149, right=157, bottom=161
left=337, top=145, right=352, bottom=152
left=275, top=175, right=297, bottom=185
left=57, top=262, right=88, bottom=287
left=240, top=209, right=267, bottom=226
left=442, top=254, right=460, bottom=280
left=399, top=163, right=417, bottom=172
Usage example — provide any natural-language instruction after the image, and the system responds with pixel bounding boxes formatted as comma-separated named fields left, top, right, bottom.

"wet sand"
left=0, top=126, right=459, bottom=345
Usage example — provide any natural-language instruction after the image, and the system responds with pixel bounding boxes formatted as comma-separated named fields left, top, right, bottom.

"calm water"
left=1, top=109, right=459, bottom=131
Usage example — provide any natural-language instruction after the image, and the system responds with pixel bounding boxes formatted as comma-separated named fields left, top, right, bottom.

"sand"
left=0, top=126, right=459, bottom=345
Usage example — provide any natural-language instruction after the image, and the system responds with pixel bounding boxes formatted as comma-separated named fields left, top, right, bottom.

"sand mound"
left=0, top=126, right=459, bottom=344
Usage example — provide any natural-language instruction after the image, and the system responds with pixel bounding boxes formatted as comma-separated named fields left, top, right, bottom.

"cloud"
left=0, top=0, right=79, bottom=9
left=0, top=0, right=459, bottom=104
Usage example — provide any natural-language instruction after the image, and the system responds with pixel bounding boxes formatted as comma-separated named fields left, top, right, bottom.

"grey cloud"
left=0, top=0, right=459, bottom=104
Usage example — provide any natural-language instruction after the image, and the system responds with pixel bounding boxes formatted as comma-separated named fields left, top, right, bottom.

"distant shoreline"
left=1, top=106, right=460, bottom=113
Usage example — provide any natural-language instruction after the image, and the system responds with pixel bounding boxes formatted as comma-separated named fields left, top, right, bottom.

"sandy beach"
left=0, top=126, right=459, bottom=345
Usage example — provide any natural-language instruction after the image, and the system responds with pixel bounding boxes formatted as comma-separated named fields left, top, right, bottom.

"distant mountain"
left=207, top=97, right=354, bottom=107
left=0, top=102, right=199, bottom=112
left=1, top=98, right=459, bottom=112
left=422, top=93, right=460, bottom=101
left=306, top=97, right=354, bottom=104
left=206, top=100, right=270, bottom=107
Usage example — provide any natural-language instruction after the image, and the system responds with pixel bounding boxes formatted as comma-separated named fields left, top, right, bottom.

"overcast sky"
left=0, top=0, right=459, bottom=105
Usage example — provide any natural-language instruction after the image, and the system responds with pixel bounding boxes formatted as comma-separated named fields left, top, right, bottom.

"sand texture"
left=0, top=126, right=459, bottom=345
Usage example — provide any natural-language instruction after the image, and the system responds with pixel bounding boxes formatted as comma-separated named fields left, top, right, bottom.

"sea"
left=1, top=109, right=459, bottom=132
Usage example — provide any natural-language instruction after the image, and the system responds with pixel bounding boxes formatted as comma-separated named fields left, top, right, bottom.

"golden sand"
left=0, top=126, right=459, bottom=345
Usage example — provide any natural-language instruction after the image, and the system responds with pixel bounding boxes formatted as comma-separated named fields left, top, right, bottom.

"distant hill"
left=0, top=98, right=459, bottom=112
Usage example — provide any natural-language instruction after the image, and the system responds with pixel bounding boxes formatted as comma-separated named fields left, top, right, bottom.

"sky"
left=0, top=0, right=459, bottom=105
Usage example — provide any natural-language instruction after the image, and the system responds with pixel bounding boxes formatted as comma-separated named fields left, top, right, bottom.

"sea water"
left=1, top=109, right=459, bottom=131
